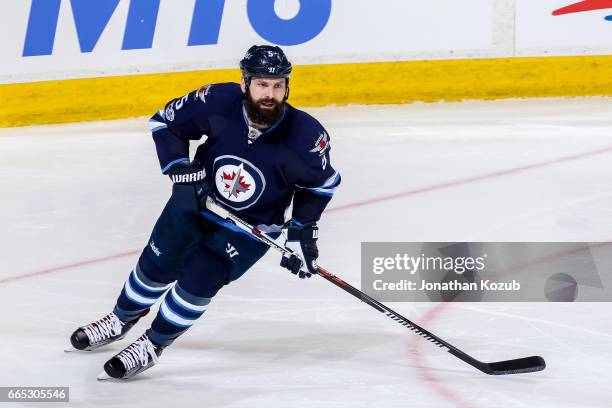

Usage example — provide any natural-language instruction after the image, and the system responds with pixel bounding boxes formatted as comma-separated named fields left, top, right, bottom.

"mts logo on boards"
left=23, top=0, right=332, bottom=57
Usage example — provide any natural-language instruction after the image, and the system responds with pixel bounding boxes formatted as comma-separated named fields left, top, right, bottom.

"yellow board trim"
left=2, top=55, right=612, bottom=128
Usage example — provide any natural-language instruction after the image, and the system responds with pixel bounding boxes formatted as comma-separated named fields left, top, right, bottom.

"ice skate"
left=66, top=310, right=148, bottom=352
left=97, top=330, right=164, bottom=380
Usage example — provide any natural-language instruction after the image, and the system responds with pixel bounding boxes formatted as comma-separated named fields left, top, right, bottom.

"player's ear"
left=240, top=77, right=247, bottom=93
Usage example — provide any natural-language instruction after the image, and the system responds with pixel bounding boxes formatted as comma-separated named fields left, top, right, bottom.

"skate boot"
left=67, top=310, right=149, bottom=352
left=98, top=330, right=164, bottom=380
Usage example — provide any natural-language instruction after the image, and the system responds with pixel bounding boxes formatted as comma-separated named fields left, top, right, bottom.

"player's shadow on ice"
left=176, top=329, right=386, bottom=361
left=148, top=320, right=459, bottom=379
left=152, top=319, right=547, bottom=383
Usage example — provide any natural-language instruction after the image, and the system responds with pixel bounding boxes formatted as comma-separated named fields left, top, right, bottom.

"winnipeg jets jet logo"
left=309, top=131, right=330, bottom=156
left=221, top=163, right=251, bottom=198
left=214, top=155, right=266, bottom=210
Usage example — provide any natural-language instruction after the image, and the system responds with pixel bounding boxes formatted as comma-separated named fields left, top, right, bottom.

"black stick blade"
left=484, top=356, right=546, bottom=375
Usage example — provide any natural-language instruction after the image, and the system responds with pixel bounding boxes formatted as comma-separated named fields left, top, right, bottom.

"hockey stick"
left=204, top=197, right=546, bottom=375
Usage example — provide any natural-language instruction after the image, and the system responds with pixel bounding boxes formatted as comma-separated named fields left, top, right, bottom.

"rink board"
left=2, top=54, right=612, bottom=128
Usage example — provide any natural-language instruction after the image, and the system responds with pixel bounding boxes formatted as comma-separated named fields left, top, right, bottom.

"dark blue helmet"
left=240, top=45, right=292, bottom=80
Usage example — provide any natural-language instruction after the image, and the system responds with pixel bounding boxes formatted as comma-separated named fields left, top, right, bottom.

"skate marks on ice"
left=1, top=99, right=612, bottom=406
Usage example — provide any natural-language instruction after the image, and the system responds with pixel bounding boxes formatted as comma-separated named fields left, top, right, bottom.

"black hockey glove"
left=280, top=222, right=319, bottom=279
left=167, top=161, right=213, bottom=211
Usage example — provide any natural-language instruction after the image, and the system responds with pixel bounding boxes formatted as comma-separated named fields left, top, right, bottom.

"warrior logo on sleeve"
left=213, top=155, right=266, bottom=210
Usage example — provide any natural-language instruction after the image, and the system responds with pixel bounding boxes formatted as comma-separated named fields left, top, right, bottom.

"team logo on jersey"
left=195, top=85, right=212, bottom=103
left=213, top=155, right=266, bottom=210
left=309, top=131, right=330, bottom=156
left=220, top=164, right=251, bottom=198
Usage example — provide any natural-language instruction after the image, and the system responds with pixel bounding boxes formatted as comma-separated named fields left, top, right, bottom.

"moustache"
left=257, top=98, right=280, bottom=106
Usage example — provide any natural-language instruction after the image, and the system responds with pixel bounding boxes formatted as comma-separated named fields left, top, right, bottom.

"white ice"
left=1, top=97, right=611, bottom=407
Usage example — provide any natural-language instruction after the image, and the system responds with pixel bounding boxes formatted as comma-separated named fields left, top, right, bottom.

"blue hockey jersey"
left=148, top=82, right=340, bottom=229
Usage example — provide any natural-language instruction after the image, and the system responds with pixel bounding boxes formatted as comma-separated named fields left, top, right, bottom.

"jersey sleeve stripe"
left=294, top=171, right=341, bottom=196
left=301, top=187, right=337, bottom=196
left=321, top=171, right=341, bottom=188
left=149, top=120, right=168, bottom=132
left=161, top=157, right=190, bottom=174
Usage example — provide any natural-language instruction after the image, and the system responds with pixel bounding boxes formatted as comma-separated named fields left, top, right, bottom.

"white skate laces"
left=116, top=334, right=159, bottom=371
left=83, top=313, right=124, bottom=344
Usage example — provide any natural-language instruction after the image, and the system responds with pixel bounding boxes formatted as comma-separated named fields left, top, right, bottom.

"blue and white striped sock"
left=149, top=284, right=210, bottom=347
left=113, top=264, right=172, bottom=322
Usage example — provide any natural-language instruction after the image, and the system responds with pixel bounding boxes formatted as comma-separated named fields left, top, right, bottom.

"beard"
left=243, top=88, right=285, bottom=129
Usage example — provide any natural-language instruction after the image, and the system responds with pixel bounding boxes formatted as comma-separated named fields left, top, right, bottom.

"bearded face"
left=242, top=78, right=287, bottom=129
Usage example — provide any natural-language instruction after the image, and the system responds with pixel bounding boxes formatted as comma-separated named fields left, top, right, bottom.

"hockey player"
left=68, top=45, right=341, bottom=380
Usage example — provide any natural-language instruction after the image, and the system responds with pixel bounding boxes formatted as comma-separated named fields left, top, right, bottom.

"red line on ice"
left=326, top=146, right=612, bottom=213
left=4, top=145, right=612, bottom=284
left=408, top=303, right=479, bottom=408
left=0, top=250, right=139, bottom=284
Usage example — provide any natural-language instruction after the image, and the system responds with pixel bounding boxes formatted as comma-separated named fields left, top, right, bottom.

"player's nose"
left=263, top=87, right=274, bottom=98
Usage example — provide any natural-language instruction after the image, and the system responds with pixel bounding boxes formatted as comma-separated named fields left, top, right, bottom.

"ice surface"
left=1, top=97, right=611, bottom=407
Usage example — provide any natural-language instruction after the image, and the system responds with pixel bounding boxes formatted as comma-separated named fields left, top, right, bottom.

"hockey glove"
left=167, top=161, right=213, bottom=210
left=280, top=222, right=319, bottom=279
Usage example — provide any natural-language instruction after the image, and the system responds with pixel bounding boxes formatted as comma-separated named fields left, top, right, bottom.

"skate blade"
left=97, top=371, right=113, bottom=381
left=64, top=345, right=91, bottom=353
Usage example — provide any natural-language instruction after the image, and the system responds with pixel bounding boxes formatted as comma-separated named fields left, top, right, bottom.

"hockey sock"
left=113, top=264, right=172, bottom=322
left=148, top=284, right=210, bottom=347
